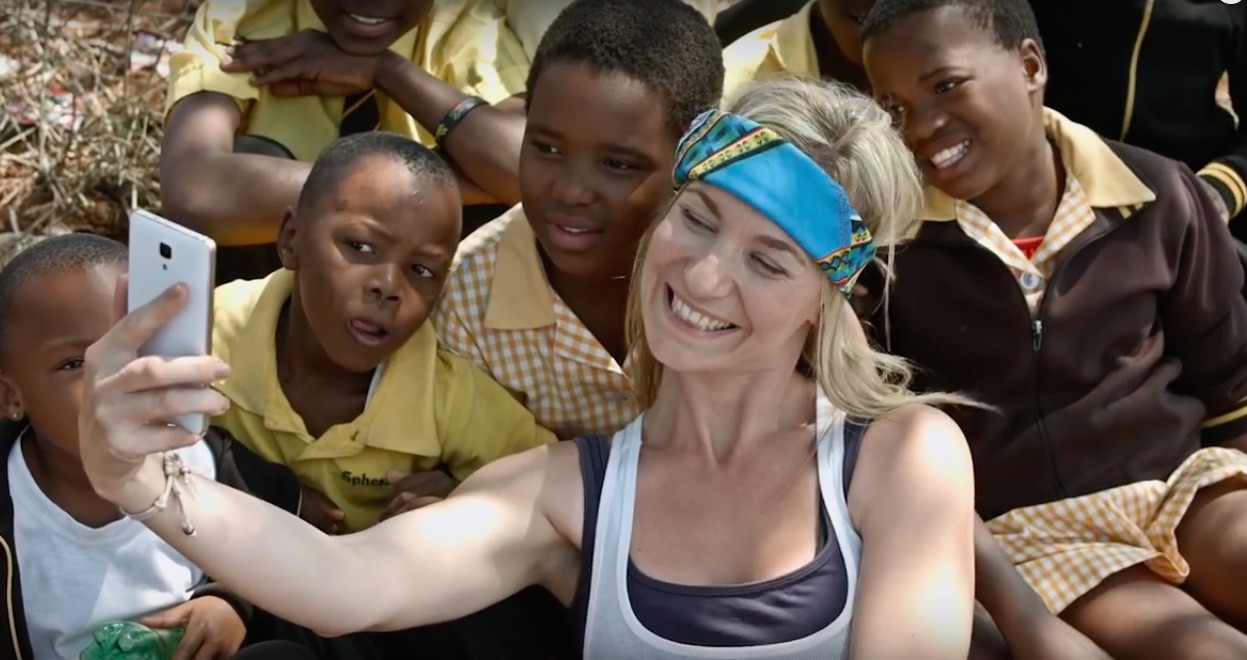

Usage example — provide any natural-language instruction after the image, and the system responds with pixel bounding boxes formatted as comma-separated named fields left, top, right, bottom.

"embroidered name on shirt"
left=341, top=471, right=388, bottom=487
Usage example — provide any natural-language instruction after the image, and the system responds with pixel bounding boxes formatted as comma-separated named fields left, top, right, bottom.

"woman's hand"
left=78, top=276, right=232, bottom=508
left=139, top=596, right=247, bottom=660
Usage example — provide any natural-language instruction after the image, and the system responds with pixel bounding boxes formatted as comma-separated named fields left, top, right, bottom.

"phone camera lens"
left=159, top=242, right=172, bottom=259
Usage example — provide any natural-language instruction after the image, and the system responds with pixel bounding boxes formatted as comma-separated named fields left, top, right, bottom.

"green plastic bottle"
left=79, top=621, right=185, bottom=660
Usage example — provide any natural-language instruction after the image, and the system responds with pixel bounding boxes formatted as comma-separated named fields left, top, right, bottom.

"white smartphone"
left=127, top=209, right=217, bottom=435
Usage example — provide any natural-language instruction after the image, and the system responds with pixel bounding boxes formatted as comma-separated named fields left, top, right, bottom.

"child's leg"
left=1061, top=565, right=1247, bottom=659
left=1176, top=480, right=1247, bottom=629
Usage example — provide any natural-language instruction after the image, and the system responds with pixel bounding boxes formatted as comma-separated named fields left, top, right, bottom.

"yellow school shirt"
left=721, top=1, right=818, bottom=101
left=212, top=270, right=555, bottom=532
left=497, top=0, right=721, bottom=61
left=167, top=0, right=530, bottom=159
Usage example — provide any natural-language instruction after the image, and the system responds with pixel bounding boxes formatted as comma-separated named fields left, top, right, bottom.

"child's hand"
left=139, top=596, right=246, bottom=660
left=377, top=469, right=456, bottom=521
left=299, top=485, right=345, bottom=533
left=222, top=30, right=379, bottom=97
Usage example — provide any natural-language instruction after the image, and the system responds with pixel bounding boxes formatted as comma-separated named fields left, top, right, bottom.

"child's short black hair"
left=0, top=233, right=127, bottom=359
left=526, top=0, right=725, bottom=135
left=862, top=0, right=1042, bottom=52
left=298, top=132, right=456, bottom=214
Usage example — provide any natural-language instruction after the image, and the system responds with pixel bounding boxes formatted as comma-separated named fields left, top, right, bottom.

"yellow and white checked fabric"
left=987, top=447, right=1247, bottom=613
left=953, top=170, right=1097, bottom=314
left=433, top=205, right=640, bottom=440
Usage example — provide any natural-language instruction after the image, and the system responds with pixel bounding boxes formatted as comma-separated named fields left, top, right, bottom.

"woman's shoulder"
left=855, top=404, right=971, bottom=489
left=863, top=403, right=966, bottom=458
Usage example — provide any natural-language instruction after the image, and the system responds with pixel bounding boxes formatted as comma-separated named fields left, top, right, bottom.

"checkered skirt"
left=986, top=447, right=1247, bottom=613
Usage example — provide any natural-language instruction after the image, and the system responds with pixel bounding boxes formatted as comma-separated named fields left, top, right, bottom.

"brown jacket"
left=868, top=112, right=1247, bottom=520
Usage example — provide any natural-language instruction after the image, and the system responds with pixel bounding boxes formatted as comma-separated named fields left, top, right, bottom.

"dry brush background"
left=0, top=0, right=196, bottom=260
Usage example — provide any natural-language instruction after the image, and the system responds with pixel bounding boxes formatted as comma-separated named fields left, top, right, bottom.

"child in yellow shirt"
left=161, top=0, right=530, bottom=280
left=211, top=131, right=553, bottom=535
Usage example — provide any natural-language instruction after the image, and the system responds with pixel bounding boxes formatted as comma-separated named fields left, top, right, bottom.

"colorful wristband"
left=434, top=96, right=488, bottom=147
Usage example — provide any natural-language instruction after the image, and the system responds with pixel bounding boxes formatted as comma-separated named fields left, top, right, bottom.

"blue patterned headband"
left=672, top=109, right=875, bottom=298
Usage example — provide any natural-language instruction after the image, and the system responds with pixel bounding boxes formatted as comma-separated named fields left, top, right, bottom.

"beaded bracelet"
left=120, top=452, right=198, bottom=536
left=434, top=96, right=488, bottom=148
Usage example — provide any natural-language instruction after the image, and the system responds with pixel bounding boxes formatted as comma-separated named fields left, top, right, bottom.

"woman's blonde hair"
left=626, top=76, right=974, bottom=418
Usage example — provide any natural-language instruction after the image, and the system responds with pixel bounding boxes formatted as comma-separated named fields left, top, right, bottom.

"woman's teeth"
left=670, top=294, right=734, bottom=332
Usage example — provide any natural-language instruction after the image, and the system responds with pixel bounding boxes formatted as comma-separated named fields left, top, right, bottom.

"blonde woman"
left=76, top=80, right=975, bottom=659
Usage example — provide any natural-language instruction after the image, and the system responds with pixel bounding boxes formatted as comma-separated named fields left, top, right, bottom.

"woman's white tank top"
left=581, top=392, right=861, bottom=659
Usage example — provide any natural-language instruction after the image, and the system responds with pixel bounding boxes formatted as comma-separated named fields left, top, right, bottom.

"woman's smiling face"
left=639, top=182, right=823, bottom=378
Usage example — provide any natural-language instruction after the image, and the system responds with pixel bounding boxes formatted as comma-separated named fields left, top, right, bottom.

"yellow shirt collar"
left=481, top=206, right=559, bottom=331
left=772, top=2, right=819, bottom=78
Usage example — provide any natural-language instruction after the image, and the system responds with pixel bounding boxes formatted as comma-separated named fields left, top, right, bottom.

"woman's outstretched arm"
left=847, top=405, right=976, bottom=659
left=78, top=280, right=574, bottom=637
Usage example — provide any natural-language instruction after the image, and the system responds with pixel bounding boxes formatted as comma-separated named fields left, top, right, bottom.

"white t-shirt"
left=8, top=431, right=215, bottom=659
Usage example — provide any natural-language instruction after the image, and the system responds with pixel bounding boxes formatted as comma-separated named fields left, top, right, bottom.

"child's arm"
left=436, top=352, right=556, bottom=482
left=223, top=12, right=529, bottom=206
left=971, top=517, right=1111, bottom=659
left=377, top=6, right=528, bottom=205
left=159, top=2, right=314, bottom=243
left=160, top=93, right=312, bottom=245
left=1196, top=37, right=1247, bottom=222
left=374, top=60, right=526, bottom=206
left=1161, top=166, right=1247, bottom=451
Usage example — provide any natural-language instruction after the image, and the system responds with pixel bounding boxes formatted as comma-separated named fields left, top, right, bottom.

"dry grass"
left=0, top=0, right=196, bottom=262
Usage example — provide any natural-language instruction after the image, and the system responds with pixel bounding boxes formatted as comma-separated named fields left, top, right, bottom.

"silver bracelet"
left=119, top=452, right=198, bottom=536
